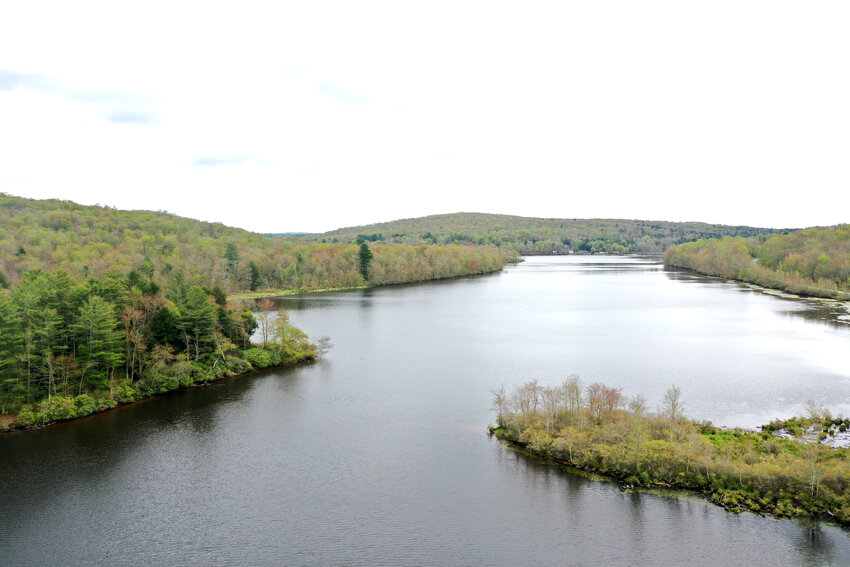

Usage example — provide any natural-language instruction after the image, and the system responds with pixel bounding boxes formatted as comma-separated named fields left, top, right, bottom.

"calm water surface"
left=2, top=256, right=850, bottom=566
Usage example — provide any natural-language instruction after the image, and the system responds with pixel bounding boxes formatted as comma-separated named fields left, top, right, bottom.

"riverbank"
left=663, top=228, right=850, bottom=301
left=228, top=260, right=519, bottom=301
left=491, top=380, right=850, bottom=527
left=490, top=421, right=850, bottom=526
left=0, top=346, right=316, bottom=433
left=229, top=285, right=369, bottom=301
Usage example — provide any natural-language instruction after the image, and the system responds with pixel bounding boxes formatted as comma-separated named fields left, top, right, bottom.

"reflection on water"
left=2, top=256, right=849, bottom=566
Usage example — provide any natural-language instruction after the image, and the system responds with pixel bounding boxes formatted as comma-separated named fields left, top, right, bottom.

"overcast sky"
left=1, top=1, right=848, bottom=233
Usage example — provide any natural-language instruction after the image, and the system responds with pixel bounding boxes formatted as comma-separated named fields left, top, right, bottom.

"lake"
left=2, top=256, right=849, bottom=566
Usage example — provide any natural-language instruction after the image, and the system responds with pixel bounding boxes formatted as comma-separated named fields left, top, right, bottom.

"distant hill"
left=317, top=212, right=786, bottom=254
left=0, top=195, right=514, bottom=292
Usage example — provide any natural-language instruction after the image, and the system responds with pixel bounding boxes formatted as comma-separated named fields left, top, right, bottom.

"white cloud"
left=1, top=1, right=848, bottom=232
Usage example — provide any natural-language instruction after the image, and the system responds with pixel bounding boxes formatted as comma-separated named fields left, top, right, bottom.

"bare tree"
left=662, top=384, right=685, bottom=422
left=491, top=385, right=509, bottom=427
left=542, top=385, right=560, bottom=432
left=628, top=393, right=648, bottom=419
left=255, top=298, right=275, bottom=348
left=803, top=399, right=830, bottom=424
left=316, top=336, right=333, bottom=356
left=561, top=374, right=583, bottom=418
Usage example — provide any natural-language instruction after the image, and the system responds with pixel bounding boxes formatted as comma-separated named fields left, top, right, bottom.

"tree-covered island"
left=491, top=379, right=850, bottom=525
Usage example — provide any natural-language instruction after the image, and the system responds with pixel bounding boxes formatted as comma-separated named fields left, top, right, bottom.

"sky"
left=1, top=1, right=848, bottom=234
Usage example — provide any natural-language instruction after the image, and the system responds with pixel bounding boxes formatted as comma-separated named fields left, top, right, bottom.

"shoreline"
left=0, top=357, right=316, bottom=434
left=228, top=264, right=513, bottom=301
left=665, top=264, right=850, bottom=303
left=490, top=425, right=850, bottom=528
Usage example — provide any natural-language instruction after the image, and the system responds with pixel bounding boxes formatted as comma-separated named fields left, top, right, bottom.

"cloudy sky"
left=1, top=1, right=848, bottom=233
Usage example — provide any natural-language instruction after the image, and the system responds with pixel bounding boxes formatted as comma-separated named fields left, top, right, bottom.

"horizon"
left=2, top=191, right=817, bottom=235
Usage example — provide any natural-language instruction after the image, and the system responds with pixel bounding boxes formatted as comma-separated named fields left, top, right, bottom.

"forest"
left=317, top=212, right=782, bottom=254
left=0, top=194, right=517, bottom=293
left=491, top=379, right=850, bottom=525
left=664, top=225, right=850, bottom=299
left=0, top=267, right=317, bottom=429
left=0, top=195, right=519, bottom=429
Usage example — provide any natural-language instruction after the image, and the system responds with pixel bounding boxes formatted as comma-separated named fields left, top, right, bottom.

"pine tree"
left=248, top=261, right=263, bottom=291
left=0, top=294, right=23, bottom=412
left=176, top=286, right=218, bottom=361
left=359, top=242, right=373, bottom=281
left=73, top=295, right=124, bottom=393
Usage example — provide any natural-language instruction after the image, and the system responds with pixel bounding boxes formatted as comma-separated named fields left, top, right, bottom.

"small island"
left=490, top=378, right=850, bottom=525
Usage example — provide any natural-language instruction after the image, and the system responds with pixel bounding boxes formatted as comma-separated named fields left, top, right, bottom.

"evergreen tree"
left=73, top=296, right=124, bottom=393
left=0, top=294, right=23, bottom=412
left=176, top=286, right=218, bottom=361
left=359, top=242, right=373, bottom=280
left=248, top=261, right=263, bottom=291
left=223, top=242, right=240, bottom=280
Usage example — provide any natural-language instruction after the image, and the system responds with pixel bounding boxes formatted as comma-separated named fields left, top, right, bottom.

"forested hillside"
left=0, top=194, right=516, bottom=292
left=318, top=212, right=781, bottom=254
left=0, top=194, right=517, bottom=429
left=664, top=225, right=850, bottom=299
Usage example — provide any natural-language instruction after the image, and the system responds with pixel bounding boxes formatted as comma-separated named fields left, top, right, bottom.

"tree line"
left=0, top=267, right=316, bottom=428
left=317, top=212, right=782, bottom=255
left=0, top=194, right=516, bottom=293
left=491, top=378, right=850, bottom=525
left=664, top=225, right=850, bottom=299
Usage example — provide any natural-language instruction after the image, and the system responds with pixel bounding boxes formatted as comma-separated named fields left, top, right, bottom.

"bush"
left=40, top=396, right=78, bottom=421
left=242, top=348, right=273, bottom=369
left=16, top=407, right=41, bottom=426
left=74, top=394, right=99, bottom=416
left=226, top=355, right=252, bottom=374
left=112, top=380, right=137, bottom=404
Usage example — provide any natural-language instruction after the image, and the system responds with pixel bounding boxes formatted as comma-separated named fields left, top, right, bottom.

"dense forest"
left=491, top=379, right=850, bottom=524
left=0, top=194, right=519, bottom=428
left=664, top=225, right=850, bottom=299
left=318, top=212, right=781, bottom=255
left=0, top=268, right=316, bottom=428
left=0, top=194, right=517, bottom=293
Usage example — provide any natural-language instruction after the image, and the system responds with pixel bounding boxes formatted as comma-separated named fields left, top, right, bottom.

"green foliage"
left=242, top=348, right=273, bottom=369
left=665, top=225, right=850, bottom=299
left=174, top=286, right=218, bottom=361
left=0, top=195, right=515, bottom=295
left=495, top=379, right=850, bottom=525
left=248, top=261, right=263, bottom=291
left=74, top=295, right=124, bottom=392
left=319, top=212, right=782, bottom=255
left=0, top=264, right=316, bottom=426
left=358, top=242, right=373, bottom=280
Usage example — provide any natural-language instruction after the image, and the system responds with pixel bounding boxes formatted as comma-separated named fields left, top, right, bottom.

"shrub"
left=40, top=396, right=78, bottom=421
left=74, top=394, right=99, bottom=416
left=112, top=380, right=137, bottom=404
left=242, top=348, right=273, bottom=369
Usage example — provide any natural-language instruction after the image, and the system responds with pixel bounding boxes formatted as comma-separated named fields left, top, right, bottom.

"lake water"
left=2, top=256, right=850, bottom=566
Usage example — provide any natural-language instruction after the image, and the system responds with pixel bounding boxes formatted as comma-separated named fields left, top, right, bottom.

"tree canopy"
left=317, top=212, right=784, bottom=255
left=664, top=225, right=850, bottom=299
